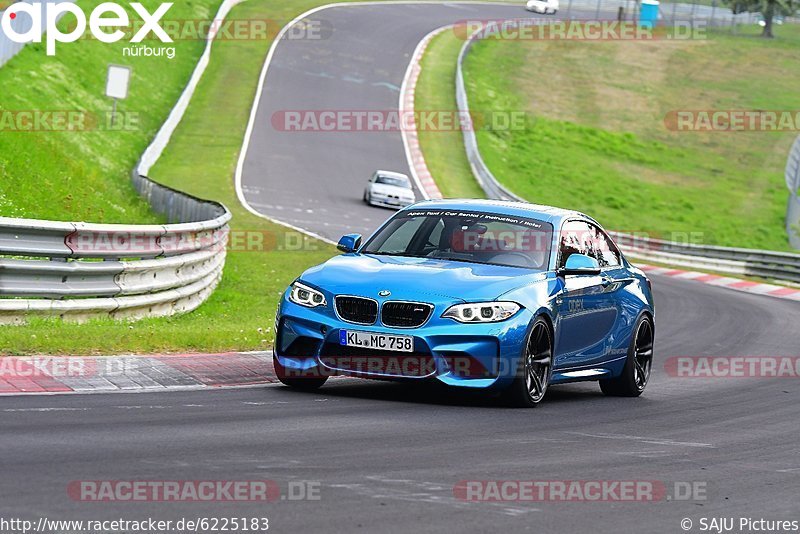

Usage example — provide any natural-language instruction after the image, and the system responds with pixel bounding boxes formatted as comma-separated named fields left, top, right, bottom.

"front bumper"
left=367, top=194, right=415, bottom=209
left=275, top=294, right=532, bottom=389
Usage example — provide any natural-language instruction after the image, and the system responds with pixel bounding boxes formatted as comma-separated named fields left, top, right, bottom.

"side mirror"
left=558, top=253, right=601, bottom=276
left=337, top=233, right=362, bottom=253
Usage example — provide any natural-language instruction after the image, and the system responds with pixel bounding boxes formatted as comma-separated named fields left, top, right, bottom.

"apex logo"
left=1, top=2, right=174, bottom=56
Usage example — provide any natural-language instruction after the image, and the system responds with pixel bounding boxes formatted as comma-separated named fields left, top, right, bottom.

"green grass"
left=460, top=24, right=800, bottom=250
left=415, top=29, right=485, bottom=199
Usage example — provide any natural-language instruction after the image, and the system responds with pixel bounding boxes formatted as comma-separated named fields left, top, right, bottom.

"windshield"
left=375, top=175, right=410, bottom=188
left=362, top=209, right=554, bottom=269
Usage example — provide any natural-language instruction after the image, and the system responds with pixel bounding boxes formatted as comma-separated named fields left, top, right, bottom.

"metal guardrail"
left=0, top=0, right=243, bottom=324
left=0, top=181, right=230, bottom=324
left=609, top=232, right=800, bottom=283
left=455, top=23, right=800, bottom=285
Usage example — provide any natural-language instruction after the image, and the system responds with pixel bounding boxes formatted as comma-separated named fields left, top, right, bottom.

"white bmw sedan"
left=363, top=171, right=416, bottom=209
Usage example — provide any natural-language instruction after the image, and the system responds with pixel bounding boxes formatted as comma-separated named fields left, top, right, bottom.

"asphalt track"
left=239, top=2, right=597, bottom=242
left=2, top=3, right=800, bottom=533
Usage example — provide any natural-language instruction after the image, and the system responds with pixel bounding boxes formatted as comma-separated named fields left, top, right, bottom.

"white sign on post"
left=105, top=65, right=131, bottom=127
left=106, top=65, right=131, bottom=99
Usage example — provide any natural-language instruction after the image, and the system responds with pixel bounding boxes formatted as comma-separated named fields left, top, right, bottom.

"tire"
left=502, top=318, right=553, bottom=407
left=600, top=315, right=654, bottom=397
left=363, top=191, right=370, bottom=204
left=273, top=355, right=328, bottom=391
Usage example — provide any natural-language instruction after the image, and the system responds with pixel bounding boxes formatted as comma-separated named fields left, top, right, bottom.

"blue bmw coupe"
left=274, top=199, right=655, bottom=407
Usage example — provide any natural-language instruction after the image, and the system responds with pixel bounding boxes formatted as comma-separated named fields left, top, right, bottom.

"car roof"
left=374, top=170, right=410, bottom=180
left=401, top=198, right=596, bottom=227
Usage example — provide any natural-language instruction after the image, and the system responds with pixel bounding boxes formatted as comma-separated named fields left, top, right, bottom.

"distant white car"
left=526, top=0, right=559, bottom=14
left=363, top=171, right=416, bottom=209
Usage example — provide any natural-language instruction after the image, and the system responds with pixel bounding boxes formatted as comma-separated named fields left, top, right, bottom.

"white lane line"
left=567, top=432, right=715, bottom=448
left=2, top=407, right=90, bottom=412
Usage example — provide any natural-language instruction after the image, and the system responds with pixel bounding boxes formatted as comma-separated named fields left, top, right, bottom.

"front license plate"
left=340, top=330, right=414, bottom=353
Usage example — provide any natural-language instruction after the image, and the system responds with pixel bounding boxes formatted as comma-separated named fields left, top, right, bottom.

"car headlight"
left=289, top=281, right=326, bottom=308
left=442, top=302, right=521, bottom=323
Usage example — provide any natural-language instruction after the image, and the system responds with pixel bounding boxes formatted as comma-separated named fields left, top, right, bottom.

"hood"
left=299, top=253, right=548, bottom=303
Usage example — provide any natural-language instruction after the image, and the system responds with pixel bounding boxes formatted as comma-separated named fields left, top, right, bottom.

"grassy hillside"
left=462, top=24, right=800, bottom=250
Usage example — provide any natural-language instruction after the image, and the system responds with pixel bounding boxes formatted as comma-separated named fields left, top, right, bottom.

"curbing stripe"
left=399, top=25, right=452, bottom=200
left=0, top=352, right=278, bottom=396
left=639, top=264, right=800, bottom=302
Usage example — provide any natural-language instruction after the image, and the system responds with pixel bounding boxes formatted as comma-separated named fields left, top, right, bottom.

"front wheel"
left=503, top=318, right=553, bottom=407
left=273, top=356, right=328, bottom=391
left=600, top=315, right=654, bottom=397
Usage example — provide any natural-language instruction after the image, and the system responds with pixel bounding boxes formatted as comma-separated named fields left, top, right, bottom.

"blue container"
left=640, top=0, right=660, bottom=27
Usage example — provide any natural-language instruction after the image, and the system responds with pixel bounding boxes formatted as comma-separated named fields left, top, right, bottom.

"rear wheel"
left=273, top=356, right=328, bottom=391
left=600, top=315, right=653, bottom=397
left=503, top=318, right=553, bottom=407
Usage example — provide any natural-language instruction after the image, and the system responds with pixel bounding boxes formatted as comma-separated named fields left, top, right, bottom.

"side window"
left=589, top=224, right=621, bottom=268
left=558, top=220, right=590, bottom=269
